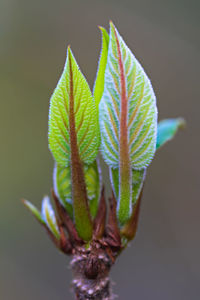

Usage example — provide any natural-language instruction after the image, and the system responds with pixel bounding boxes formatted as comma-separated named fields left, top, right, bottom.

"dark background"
left=0, top=0, right=199, bottom=299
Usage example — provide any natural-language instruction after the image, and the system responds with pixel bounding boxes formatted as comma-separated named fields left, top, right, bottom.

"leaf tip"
left=67, top=45, right=73, bottom=59
left=22, top=198, right=33, bottom=210
left=22, top=199, right=45, bottom=225
left=156, top=117, right=185, bottom=150
left=177, top=117, right=186, bottom=129
left=109, top=20, right=117, bottom=34
left=21, top=198, right=26, bottom=205
left=98, top=26, right=107, bottom=34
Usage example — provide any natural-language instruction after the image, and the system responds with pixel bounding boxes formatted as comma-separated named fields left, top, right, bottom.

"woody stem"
left=70, top=245, right=114, bottom=300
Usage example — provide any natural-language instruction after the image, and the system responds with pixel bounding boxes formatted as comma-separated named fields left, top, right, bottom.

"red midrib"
left=68, top=52, right=92, bottom=231
left=114, top=30, right=130, bottom=174
left=113, top=27, right=132, bottom=224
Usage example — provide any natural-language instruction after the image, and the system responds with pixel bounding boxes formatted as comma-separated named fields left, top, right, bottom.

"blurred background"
left=0, top=0, right=199, bottom=299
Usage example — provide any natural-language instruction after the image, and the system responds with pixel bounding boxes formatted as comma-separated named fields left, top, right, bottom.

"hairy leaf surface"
left=131, top=169, right=146, bottom=204
left=54, top=161, right=101, bottom=219
left=110, top=167, right=146, bottom=206
left=84, top=160, right=101, bottom=218
left=109, top=167, right=119, bottom=199
left=100, top=22, right=157, bottom=224
left=157, top=118, right=185, bottom=149
left=53, top=164, right=73, bottom=218
left=99, top=22, right=157, bottom=170
left=49, top=47, right=100, bottom=166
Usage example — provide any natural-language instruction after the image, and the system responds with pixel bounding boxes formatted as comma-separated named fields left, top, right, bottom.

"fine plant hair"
left=23, top=21, right=184, bottom=300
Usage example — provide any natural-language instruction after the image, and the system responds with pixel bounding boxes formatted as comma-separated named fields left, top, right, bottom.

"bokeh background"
left=1, top=0, right=199, bottom=299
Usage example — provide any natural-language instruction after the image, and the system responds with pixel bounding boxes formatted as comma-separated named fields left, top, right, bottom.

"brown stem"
left=71, top=242, right=115, bottom=300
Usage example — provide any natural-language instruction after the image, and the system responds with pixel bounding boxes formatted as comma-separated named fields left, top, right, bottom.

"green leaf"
left=132, top=168, right=146, bottom=205
left=41, top=196, right=60, bottom=240
left=53, top=163, right=73, bottom=218
left=93, top=27, right=109, bottom=107
left=99, top=22, right=157, bottom=169
left=54, top=161, right=101, bottom=219
left=23, top=200, right=45, bottom=225
left=100, top=22, right=157, bottom=225
left=84, top=160, right=101, bottom=218
left=49, top=47, right=99, bottom=241
left=110, top=167, right=146, bottom=206
left=109, top=167, right=119, bottom=199
left=156, top=118, right=185, bottom=149
left=48, top=47, right=100, bottom=166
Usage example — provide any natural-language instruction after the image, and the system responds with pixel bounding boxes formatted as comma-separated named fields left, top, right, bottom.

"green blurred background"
left=1, top=0, right=199, bottom=299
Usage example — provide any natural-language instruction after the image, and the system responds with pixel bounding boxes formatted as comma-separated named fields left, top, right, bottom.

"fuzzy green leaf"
left=23, top=200, right=45, bottom=225
left=54, top=161, right=101, bottom=219
left=131, top=168, right=146, bottom=205
left=99, top=22, right=157, bottom=170
left=110, top=167, right=146, bottom=206
left=84, top=160, right=101, bottom=218
left=109, top=167, right=119, bottom=199
left=53, top=163, right=73, bottom=218
left=49, top=47, right=99, bottom=240
left=93, top=27, right=109, bottom=107
left=41, top=196, right=60, bottom=240
left=156, top=118, right=185, bottom=149
left=48, top=47, right=100, bottom=166
left=100, top=22, right=157, bottom=225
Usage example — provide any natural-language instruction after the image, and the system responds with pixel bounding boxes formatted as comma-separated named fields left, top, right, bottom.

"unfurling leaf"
left=48, top=47, right=100, bottom=166
left=23, top=200, right=45, bottom=225
left=156, top=118, right=185, bottom=150
left=84, top=160, right=101, bottom=218
left=120, top=186, right=144, bottom=242
left=23, top=197, right=60, bottom=240
left=99, top=22, right=157, bottom=225
left=53, top=164, right=73, bottom=218
left=93, top=27, right=109, bottom=107
left=41, top=196, right=60, bottom=240
left=109, top=167, right=119, bottom=199
left=132, top=169, right=146, bottom=204
left=54, top=160, right=101, bottom=219
left=110, top=167, right=146, bottom=206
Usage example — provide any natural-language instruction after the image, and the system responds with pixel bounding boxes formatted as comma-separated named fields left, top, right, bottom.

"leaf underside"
left=99, top=22, right=157, bottom=170
left=99, top=22, right=157, bottom=224
left=110, top=167, right=146, bottom=206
